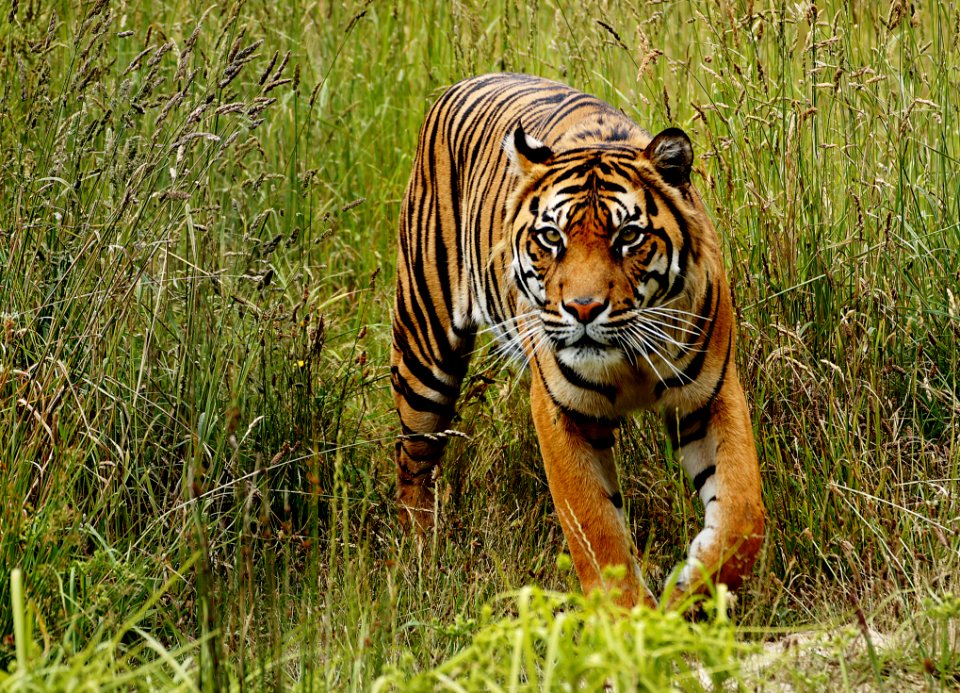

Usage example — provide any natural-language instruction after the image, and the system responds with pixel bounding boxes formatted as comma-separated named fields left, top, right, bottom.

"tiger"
left=390, top=73, right=764, bottom=608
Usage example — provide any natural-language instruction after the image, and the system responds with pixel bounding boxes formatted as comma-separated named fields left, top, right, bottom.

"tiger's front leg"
left=665, top=373, right=764, bottom=605
left=529, top=365, right=655, bottom=609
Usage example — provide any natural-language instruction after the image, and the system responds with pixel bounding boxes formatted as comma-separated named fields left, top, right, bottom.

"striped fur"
left=391, top=73, right=764, bottom=607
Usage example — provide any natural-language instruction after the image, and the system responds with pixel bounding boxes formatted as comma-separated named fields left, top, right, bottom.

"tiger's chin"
left=555, top=343, right=627, bottom=380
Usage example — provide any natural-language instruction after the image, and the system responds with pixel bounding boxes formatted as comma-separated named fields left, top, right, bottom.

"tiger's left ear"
left=644, top=128, right=693, bottom=188
left=504, top=122, right=553, bottom=174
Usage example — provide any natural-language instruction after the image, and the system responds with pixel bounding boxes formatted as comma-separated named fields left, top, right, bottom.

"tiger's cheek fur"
left=513, top=230, right=549, bottom=307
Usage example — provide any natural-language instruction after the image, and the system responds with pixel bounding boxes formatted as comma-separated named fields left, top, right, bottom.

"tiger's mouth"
left=542, top=325, right=612, bottom=352
left=565, top=334, right=609, bottom=351
left=552, top=327, right=622, bottom=358
left=543, top=321, right=621, bottom=358
left=554, top=335, right=627, bottom=375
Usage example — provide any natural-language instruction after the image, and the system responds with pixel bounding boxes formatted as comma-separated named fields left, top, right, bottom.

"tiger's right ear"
left=644, top=128, right=693, bottom=188
left=504, top=122, right=553, bottom=174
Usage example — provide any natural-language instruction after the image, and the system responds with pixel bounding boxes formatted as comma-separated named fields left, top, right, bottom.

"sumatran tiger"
left=390, top=73, right=764, bottom=608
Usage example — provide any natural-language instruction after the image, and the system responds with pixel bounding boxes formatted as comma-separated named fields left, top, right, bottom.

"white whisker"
left=653, top=295, right=703, bottom=315
left=474, top=310, right=542, bottom=337
left=618, top=332, right=667, bottom=387
left=474, top=312, right=545, bottom=365
left=636, top=306, right=702, bottom=329
left=489, top=326, right=535, bottom=362
left=623, top=324, right=688, bottom=382
left=642, top=303, right=701, bottom=317
left=637, top=314, right=702, bottom=336
left=640, top=305, right=703, bottom=323
left=631, top=321, right=689, bottom=350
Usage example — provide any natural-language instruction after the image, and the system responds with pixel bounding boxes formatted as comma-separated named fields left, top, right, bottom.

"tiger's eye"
left=618, top=226, right=642, bottom=244
left=541, top=227, right=562, bottom=245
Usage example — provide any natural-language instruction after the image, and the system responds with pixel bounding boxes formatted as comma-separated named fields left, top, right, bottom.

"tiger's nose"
left=562, top=297, right=607, bottom=324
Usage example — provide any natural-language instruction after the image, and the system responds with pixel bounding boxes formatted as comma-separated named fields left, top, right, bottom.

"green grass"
left=0, top=0, right=958, bottom=689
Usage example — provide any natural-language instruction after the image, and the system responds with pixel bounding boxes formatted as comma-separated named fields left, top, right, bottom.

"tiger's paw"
left=660, top=573, right=737, bottom=621
left=659, top=542, right=758, bottom=613
left=659, top=561, right=728, bottom=615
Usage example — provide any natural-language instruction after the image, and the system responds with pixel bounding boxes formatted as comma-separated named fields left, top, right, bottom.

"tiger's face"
left=506, top=126, right=703, bottom=377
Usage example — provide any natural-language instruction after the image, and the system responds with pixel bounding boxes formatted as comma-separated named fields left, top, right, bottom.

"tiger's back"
left=392, top=73, right=763, bottom=607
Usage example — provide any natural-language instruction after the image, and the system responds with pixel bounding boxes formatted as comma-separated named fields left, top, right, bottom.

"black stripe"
left=545, top=164, right=588, bottom=188
left=635, top=225, right=674, bottom=304
left=610, top=491, right=623, bottom=509
left=532, top=355, right=619, bottom=428
left=588, top=433, right=616, bottom=449
left=678, top=422, right=709, bottom=448
left=539, top=92, right=609, bottom=134
left=392, top=344, right=462, bottom=401
left=661, top=198, right=693, bottom=297
left=418, top=106, right=458, bottom=324
left=607, top=158, right=639, bottom=180
left=561, top=404, right=618, bottom=429
left=644, top=188, right=658, bottom=218
left=693, top=465, right=716, bottom=493
left=677, top=400, right=712, bottom=446
left=392, top=371, right=450, bottom=416
left=554, top=358, right=617, bottom=402
left=594, top=178, right=627, bottom=194
left=678, top=400, right=712, bottom=433
left=444, top=119, right=466, bottom=335
left=556, top=184, right=587, bottom=197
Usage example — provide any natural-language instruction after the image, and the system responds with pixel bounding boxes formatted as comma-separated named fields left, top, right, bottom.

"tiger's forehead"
left=534, top=162, right=661, bottom=232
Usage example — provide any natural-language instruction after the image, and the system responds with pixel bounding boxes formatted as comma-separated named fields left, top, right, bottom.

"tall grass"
left=0, top=0, right=957, bottom=689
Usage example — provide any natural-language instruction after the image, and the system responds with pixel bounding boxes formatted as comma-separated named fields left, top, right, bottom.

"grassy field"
left=0, top=0, right=958, bottom=689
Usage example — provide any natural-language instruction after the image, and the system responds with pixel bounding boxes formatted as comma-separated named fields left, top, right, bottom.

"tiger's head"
left=504, top=123, right=711, bottom=378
